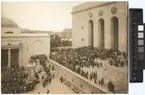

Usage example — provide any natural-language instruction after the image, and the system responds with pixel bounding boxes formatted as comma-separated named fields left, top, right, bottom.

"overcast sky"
left=2, top=0, right=145, bottom=32
left=2, top=1, right=83, bottom=31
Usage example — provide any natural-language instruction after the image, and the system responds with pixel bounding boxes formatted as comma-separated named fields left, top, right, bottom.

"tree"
left=50, top=35, right=61, bottom=48
left=61, top=40, right=72, bottom=46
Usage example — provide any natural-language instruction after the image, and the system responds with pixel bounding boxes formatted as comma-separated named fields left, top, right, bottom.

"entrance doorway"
left=1, top=49, right=19, bottom=68
left=1, top=49, right=8, bottom=68
left=11, top=49, right=19, bottom=67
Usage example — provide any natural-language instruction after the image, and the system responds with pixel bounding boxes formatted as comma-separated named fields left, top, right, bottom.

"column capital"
left=8, top=48, right=11, bottom=50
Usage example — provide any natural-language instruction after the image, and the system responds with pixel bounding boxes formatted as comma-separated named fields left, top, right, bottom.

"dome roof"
left=1, top=17, right=19, bottom=28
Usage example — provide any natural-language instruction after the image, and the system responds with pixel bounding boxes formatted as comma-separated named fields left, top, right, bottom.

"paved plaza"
left=23, top=58, right=127, bottom=94
left=24, top=76, right=76, bottom=94
left=81, top=59, right=128, bottom=93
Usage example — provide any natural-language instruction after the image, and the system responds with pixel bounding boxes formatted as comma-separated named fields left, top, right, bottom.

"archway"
left=98, top=18, right=105, bottom=48
left=88, top=20, right=94, bottom=46
left=111, top=17, right=119, bottom=49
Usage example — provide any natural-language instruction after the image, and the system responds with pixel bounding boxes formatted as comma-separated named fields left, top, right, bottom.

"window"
left=5, top=31, right=13, bottom=34
left=8, top=43, right=11, bottom=45
left=81, top=26, right=83, bottom=29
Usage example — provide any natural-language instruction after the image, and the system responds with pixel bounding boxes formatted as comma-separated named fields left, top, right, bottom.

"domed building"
left=2, top=17, right=19, bottom=28
left=1, top=17, right=50, bottom=68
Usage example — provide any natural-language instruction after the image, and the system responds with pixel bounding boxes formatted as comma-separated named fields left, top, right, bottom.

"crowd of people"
left=1, top=46, right=126, bottom=93
left=1, top=54, right=53, bottom=94
left=34, top=71, right=52, bottom=88
left=50, top=46, right=128, bottom=93
left=30, top=54, right=51, bottom=75
left=1, top=65, right=37, bottom=94
left=42, top=76, right=52, bottom=87
left=30, top=54, right=53, bottom=94
left=50, top=46, right=127, bottom=68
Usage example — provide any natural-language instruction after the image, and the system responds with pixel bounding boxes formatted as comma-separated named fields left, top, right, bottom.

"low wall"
left=61, top=76, right=86, bottom=94
left=47, top=59, right=111, bottom=94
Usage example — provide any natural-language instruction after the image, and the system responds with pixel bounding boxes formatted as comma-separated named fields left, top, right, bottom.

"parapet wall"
left=47, top=59, right=111, bottom=94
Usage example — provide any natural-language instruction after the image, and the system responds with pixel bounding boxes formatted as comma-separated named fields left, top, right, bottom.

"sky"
left=1, top=1, right=83, bottom=31
left=1, top=0, right=145, bottom=32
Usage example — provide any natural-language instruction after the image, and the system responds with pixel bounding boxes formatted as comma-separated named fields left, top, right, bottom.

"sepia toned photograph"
left=1, top=1, right=128, bottom=94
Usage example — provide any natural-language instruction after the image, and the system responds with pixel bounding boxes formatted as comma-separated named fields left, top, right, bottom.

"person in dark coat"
left=101, top=78, right=104, bottom=85
left=43, top=81, right=46, bottom=87
left=108, top=81, right=115, bottom=93
left=42, top=75, right=44, bottom=81
left=47, top=89, right=50, bottom=94
left=52, top=74, right=55, bottom=79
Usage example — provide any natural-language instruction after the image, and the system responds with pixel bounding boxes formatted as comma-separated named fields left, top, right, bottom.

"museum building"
left=72, top=2, right=128, bottom=52
left=1, top=17, right=50, bottom=68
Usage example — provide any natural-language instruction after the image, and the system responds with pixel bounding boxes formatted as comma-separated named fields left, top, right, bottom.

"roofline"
left=1, top=36, right=50, bottom=38
left=71, top=2, right=126, bottom=14
left=1, top=33, right=50, bottom=38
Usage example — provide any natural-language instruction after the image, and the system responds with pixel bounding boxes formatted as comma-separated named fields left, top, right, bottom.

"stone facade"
left=1, top=17, right=50, bottom=67
left=72, top=2, right=128, bottom=52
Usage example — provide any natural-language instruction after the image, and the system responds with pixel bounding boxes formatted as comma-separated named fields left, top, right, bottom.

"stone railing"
left=47, top=59, right=112, bottom=94
left=61, top=76, right=86, bottom=94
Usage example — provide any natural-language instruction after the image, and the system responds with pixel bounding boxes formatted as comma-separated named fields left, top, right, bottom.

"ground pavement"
left=81, top=59, right=128, bottom=93
left=24, top=77, right=76, bottom=94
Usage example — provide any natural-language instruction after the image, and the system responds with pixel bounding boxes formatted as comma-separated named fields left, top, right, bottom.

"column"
left=19, top=49, right=22, bottom=67
left=8, top=49, right=11, bottom=68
